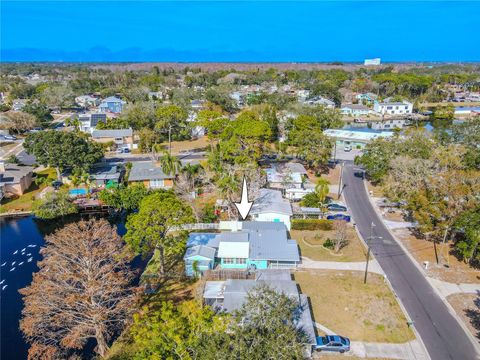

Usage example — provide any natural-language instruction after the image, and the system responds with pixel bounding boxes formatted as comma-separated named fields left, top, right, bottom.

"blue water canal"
left=0, top=215, right=126, bottom=360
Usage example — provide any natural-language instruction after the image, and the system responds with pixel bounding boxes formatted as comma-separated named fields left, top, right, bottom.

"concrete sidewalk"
left=427, top=277, right=480, bottom=299
left=299, top=257, right=384, bottom=275
left=350, top=340, right=429, bottom=360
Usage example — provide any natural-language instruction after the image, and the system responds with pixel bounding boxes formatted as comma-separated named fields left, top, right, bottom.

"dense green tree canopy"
left=124, top=191, right=194, bottom=275
left=24, top=131, right=104, bottom=179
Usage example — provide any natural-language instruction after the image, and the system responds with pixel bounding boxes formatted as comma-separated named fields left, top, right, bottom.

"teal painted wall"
left=247, top=260, right=268, bottom=269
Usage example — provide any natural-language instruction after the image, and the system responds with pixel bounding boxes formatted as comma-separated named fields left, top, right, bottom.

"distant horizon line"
left=2, top=61, right=480, bottom=65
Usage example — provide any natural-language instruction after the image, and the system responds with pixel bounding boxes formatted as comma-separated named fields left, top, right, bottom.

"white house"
left=340, top=104, right=371, bottom=117
left=374, top=101, right=413, bottom=116
left=78, top=113, right=107, bottom=133
left=250, top=189, right=293, bottom=230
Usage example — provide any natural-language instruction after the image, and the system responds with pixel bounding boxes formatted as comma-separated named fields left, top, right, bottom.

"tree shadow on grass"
left=464, top=291, right=480, bottom=340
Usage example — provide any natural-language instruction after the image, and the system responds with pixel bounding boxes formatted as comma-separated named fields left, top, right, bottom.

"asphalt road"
left=342, top=163, right=479, bottom=360
left=15, top=149, right=206, bottom=166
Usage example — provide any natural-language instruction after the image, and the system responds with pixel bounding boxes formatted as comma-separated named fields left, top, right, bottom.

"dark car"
left=354, top=170, right=365, bottom=179
left=51, top=181, right=63, bottom=190
left=315, top=335, right=350, bottom=353
left=327, top=214, right=351, bottom=222
left=327, top=203, right=347, bottom=212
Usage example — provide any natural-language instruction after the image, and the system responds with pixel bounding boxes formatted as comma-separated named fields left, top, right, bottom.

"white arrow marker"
left=234, top=176, right=253, bottom=220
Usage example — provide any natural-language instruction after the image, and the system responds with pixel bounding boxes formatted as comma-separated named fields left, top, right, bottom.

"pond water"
left=0, top=215, right=126, bottom=360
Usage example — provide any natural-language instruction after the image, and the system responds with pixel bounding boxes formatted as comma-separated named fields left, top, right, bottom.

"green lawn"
left=0, top=168, right=57, bottom=213
left=291, top=229, right=367, bottom=262
left=294, top=270, right=415, bottom=343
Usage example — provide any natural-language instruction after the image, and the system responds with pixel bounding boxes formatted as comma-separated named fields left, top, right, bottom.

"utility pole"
left=337, top=161, right=345, bottom=200
left=168, top=124, right=172, bottom=155
left=364, top=222, right=375, bottom=284
left=333, top=140, right=337, bottom=164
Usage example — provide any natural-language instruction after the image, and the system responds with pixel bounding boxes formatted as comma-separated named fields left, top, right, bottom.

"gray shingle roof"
left=250, top=189, right=293, bottom=216
left=217, top=279, right=316, bottom=345
left=128, top=161, right=175, bottom=181
left=91, top=128, right=132, bottom=138
left=89, top=164, right=121, bottom=181
left=0, top=164, right=34, bottom=185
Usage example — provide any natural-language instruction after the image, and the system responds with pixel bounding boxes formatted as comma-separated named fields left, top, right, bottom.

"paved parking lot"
left=332, top=147, right=362, bottom=162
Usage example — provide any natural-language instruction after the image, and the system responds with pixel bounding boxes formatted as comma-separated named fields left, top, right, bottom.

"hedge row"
left=291, top=219, right=333, bottom=231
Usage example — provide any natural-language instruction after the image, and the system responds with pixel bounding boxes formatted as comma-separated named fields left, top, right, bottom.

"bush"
left=323, top=238, right=334, bottom=249
left=291, top=219, right=333, bottom=231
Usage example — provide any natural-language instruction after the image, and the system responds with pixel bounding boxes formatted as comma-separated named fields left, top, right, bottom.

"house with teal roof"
left=183, top=222, right=300, bottom=277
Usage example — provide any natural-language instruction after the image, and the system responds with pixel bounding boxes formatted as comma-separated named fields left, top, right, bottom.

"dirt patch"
left=294, top=270, right=415, bottom=343
left=157, top=136, right=210, bottom=155
left=393, top=228, right=480, bottom=284
left=291, top=228, right=366, bottom=262
left=381, top=209, right=405, bottom=222
left=307, top=166, right=341, bottom=186
left=366, top=181, right=384, bottom=198
left=447, top=293, right=480, bottom=341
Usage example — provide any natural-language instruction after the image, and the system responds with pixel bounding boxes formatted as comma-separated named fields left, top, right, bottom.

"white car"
left=344, top=145, right=352, bottom=152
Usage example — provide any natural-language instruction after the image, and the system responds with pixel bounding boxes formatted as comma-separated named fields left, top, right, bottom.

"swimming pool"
left=69, top=188, right=88, bottom=196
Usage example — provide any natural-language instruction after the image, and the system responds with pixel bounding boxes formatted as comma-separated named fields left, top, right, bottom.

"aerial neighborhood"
left=0, top=61, right=479, bottom=360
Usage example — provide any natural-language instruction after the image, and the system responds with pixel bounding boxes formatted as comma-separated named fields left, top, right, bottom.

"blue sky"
left=1, top=1, right=479, bottom=62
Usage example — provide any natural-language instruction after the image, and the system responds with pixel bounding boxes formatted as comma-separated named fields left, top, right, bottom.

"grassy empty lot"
left=291, top=228, right=367, bottom=262
left=294, top=270, right=415, bottom=343
left=157, top=136, right=210, bottom=155
left=0, top=168, right=56, bottom=213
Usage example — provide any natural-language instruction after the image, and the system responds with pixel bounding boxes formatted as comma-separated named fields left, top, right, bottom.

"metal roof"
left=203, top=278, right=315, bottom=345
left=101, top=96, right=125, bottom=103
left=250, top=188, right=293, bottom=216
left=324, top=128, right=394, bottom=142
left=91, top=128, right=132, bottom=138
left=187, top=232, right=220, bottom=248
left=184, top=245, right=216, bottom=260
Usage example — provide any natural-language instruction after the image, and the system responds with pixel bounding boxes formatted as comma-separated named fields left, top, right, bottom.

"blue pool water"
left=69, top=188, right=88, bottom=196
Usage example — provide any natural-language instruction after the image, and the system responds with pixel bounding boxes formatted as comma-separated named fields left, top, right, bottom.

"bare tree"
left=20, top=219, right=138, bottom=360
left=333, top=220, right=349, bottom=253
left=0, top=111, right=37, bottom=133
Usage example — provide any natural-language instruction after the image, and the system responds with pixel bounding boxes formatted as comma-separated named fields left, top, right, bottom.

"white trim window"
left=149, top=179, right=165, bottom=188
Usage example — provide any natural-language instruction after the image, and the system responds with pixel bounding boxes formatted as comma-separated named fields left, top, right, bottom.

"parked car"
left=327, top=214, right=351, bottom=222
left=354, top=170, right=364, bottom=179
left=327, top=203, right=347, bottom=212
left=343, top=145, right=352, bottom=152
left=51, top=181, right=63, bottom=190
left=116, top=147, right=130, bottom=154
left=1, top=134, right=17, bottom=140
left=315, top=335, right=350, bottom=353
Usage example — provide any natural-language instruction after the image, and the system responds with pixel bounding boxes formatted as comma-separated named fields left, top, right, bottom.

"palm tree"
left=159, top=151, right=181, bottom=176
left=315, top=178, right=330, bottom=218
left=216, top=171, right=239, bottom=219
left=181, top=163, right=203, bottom=190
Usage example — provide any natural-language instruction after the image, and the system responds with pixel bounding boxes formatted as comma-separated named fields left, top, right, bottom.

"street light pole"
left=364, top=222, right=375, bottom=284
